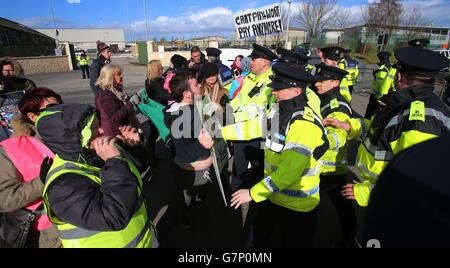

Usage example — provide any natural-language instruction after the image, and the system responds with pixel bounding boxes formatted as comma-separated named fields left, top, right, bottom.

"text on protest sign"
left=234, top=4, right=284, bottom=39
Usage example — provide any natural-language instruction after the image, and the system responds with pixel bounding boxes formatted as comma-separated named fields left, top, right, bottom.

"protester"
left=187, top=46, right=206, bottom=76
left=163, top=73, right=215, bottom=232
left=163, top=54, right=188, bottom=94
left=145, top=59, right=170, bottom=163
left=0, top=87, right=62, bottom=248
left=37, top=103, right=155, bottom=248
left=95, top=64, right=140, bottom=138
left=226, top=57, right=252, bottom=100
left=89, top=41, right=112, bottom=95
left=0, top=58, right=36, bottom=92
left=198, top=62, right=229, bottom=108
left=231, top=55, right=244, bottom=78
left=145, top=60, right=171, bottom=106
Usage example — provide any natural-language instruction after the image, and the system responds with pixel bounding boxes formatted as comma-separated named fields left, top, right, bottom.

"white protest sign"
left=234, top=3, right=284, bottom=39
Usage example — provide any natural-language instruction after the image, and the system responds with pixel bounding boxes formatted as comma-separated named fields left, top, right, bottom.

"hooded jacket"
left=36, top=103, right=147, bottom=231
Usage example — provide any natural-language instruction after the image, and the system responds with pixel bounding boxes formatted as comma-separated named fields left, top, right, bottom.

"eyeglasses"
left=2, top=69, right=14, bottom=73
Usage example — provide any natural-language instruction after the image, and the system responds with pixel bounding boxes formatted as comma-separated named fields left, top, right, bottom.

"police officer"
left=339, top=49, right=359, bottom=95
left=364, top=135, right=450, bottom=247
left=313, top=63, right=357, bottom=247
left=276, top=48, right=322, bottom=117
left=77, top=51, right=90, bottom=79
left=324, top=47, right=450, bottom=207
left=231, top=63, right=329, bottom=248
left=205, top=47, right=233, bottom=86
left=320, top=47, right=352, bottom=103
left=365, top=51, right=397, bottom=119
left=221, top=44, right=278, bottom=191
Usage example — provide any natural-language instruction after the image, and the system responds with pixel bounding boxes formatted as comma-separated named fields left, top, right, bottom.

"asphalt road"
left=29, top=55, right=375, bottom=248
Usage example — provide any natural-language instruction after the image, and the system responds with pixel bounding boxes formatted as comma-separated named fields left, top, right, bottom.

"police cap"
left=206, top=47, right=222, bottom=57
left=268, top=62, right=315, bottom=91
left=408, top=38, right=430, bottom=48
left=343, top=48, right=352, bottom=53
left=394, top=47, right=450, bottom=77
left=377, top=51, right=391, bottom=60
left=277, top=48, right=311, bottom=65
left=313, top=63, right=349, bottom=82
left=321, top=46, right=344, bottom=61
left=248, top=43, right=278, bottom=61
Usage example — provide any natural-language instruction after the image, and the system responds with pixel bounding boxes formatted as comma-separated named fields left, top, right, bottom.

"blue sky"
left=2, top=0, right=450, bottom=40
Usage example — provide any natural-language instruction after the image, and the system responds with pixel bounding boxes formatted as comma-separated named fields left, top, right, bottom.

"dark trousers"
left=81, top=65, right=90, bottom=79
left=320, top=174, right=357, bottom=247
left=231, top=140, right=264, bottom=191
left=253, top=201, right=318, bottom=248
left=349, top=85, right=354, bottom=95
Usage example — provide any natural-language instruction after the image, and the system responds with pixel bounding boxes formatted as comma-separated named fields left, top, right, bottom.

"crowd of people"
left=1, top=37, right=450, bottom=248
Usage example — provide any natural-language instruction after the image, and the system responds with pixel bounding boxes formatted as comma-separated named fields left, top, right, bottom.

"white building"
left=34, top=28, right=126, bottom=52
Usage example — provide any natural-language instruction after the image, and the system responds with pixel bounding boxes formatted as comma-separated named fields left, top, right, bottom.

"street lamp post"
left=143, top=0, right=149, bottom=41
left=285, top=0, right=292, bottom=49
left=49, top=0, right=59, bottom=42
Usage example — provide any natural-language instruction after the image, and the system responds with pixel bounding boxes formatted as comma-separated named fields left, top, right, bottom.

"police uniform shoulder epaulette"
left=409, top=100, right=426, bottom=122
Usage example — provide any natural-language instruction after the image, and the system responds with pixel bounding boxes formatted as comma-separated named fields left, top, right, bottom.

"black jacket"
left=164, top=103, right=209, bottom=165
left=145, top=77, right=171, bottom=106
left=37, top=103, right=147, bottom=231
left=89, top=55, right=110, bottom=95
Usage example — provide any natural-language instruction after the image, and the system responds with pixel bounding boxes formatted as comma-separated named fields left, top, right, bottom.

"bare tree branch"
left=402, top=6, right=433, bottom=40
left=295, top=0, right=337, bottom=43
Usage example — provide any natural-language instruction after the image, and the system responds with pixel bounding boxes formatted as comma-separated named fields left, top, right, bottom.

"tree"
left=402, top=6, right=432, bottom=41
left=266, top=1, right=290, bottom=49
left=295, top=0, right=337, bottom=45
left=360, top=0, right=403, bottom=53
left=334, top=10, right=351, bottom=29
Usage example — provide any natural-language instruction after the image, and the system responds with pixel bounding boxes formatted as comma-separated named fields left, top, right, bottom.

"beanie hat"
left=97, top=41, right=110, bottom=55
left=240, top=57, right=252, bottom=73
left=197, top=62, right=219, bottom=83
left=170, top=54, right=187, bottom=69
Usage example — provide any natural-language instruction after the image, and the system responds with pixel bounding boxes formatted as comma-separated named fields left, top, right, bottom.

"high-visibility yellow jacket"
left=77, top=55, right=90, bottom=66
left=347, top=85, right=450, bottom=207
left=339, top=58, right=359, bottom=87
left=42, top=154, right=153, bottom=248
left=250, top=94, right=329, bottom=212
left=221, top=68, right=274, bottom=141
left=319, top=88, right=352, bottom=175
left=371, top=65, right=397, bottom=100
left=339, top=77, right=352, bottom=103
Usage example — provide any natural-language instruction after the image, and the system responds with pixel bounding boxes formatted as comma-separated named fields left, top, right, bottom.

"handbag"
left=0, top=205, right=43, bottom=248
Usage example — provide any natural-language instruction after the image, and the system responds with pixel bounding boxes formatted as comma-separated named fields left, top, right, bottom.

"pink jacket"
left=0, top=137, right=54, bottom=231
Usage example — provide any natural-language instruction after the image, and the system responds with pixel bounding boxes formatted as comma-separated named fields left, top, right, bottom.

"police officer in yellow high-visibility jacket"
left=276, top=48, right=322, bottom=114
left=321, top=46, right=352, bottom=103
left=37, top=103, right=155, bottom=248
left=314, top=63, right=357, bottom=247
left=221, top=44, right=278, bottom=190
left=339, top=49, right=359, bottom=95
left=231, top=63, right=329, bottom=248
left=76, top=52, right=90, bottom=79
left=365, top=51, right=397, bottom=119
left=324, top=47, right=450, bottom=207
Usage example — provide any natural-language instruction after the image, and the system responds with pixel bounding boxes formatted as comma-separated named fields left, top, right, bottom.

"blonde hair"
left=147, top=60, right=163, bottom=81
left=95, top=64, right=122, bottom=90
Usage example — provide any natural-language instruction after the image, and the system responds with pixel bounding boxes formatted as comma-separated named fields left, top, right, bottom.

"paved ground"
left=28, top=55, right=376, bottom=248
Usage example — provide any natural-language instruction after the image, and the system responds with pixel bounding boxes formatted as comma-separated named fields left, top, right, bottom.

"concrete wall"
left=14, top=56, right=70, bottom=75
